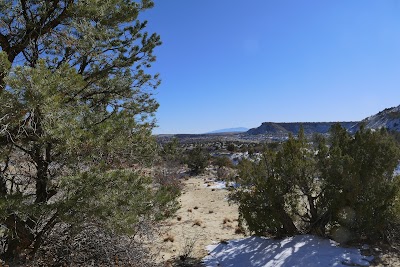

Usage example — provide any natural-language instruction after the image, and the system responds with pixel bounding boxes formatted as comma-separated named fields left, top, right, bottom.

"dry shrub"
left=192, top=219, right=202, bottom=227
left=193, top=206, right=198, bottom=210
left=177, top=216, right=182, bottom=221
left=209, top=210, right=214, bottom=214
left=223, top=218, right=231, bottom=224
left=217, top=167, right=232, bottom=180
left=178, top=236, right=197, bottom=263
left=31, top=223, right=161, bottom=267
left=187, top=209, right=192, bottom=213
left=153, top=166, right=184, bottom=191
left=223, top=224, right=233, bottom=229
left=235, top=226, right=244, bottom=235
left=163, top=235, right=175, bottom=243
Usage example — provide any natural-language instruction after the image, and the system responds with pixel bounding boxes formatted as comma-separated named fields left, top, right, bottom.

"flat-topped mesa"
left=246, top=121, right=360, bottom=135
left=247, top=104, right=400, bottom=136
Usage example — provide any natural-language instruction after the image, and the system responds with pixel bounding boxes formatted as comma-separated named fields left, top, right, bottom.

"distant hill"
left=362, top=105, right=400, bottom=131
left=207, top=127, right=249, bottom=134
left=158, top=105, right=400, bottom=138
left=246, top=122, right=359, bottom=135
left=246, top=105, right=400, bottom=136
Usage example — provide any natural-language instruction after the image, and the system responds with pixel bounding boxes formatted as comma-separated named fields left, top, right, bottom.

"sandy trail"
left=154, top=175, right=242, bottom=262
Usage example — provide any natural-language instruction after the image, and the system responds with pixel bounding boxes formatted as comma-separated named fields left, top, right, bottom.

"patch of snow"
left=205, top=181, right=227, bottom=189
left=394, top=164, right=400, bottom=176
left=204, top=181, right=238, bottom=189
left=362, top=244, right=370, bottom=250
left=203, top=235, right=373, bottom=267
left=206, top=244, right=219, bottom=252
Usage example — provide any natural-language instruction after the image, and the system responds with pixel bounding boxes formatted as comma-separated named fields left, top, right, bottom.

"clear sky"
left=143, top=0, right=400, bottom=134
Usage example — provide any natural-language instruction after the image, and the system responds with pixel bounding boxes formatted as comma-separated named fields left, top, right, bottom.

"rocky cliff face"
left=362, top=105, right=400, bottom=131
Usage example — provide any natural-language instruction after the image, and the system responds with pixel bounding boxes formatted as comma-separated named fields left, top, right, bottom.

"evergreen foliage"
left=227, top=143, right=236, bottom=152
left=0, top=0, right=178, bottom=262
left=212, top=156, right=233, bottom=169
left=160, top=138, right=181, bottom=163
left=231, top=125, right=400, bottom=241
left=185, top=146, right=210, bottom=175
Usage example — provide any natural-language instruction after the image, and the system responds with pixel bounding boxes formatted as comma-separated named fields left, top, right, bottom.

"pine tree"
left=0, top=1, right=178, bottom=261
left=231, top=124, right=400, bottom=241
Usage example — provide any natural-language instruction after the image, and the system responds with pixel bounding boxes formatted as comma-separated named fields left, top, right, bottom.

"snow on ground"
left=205, top=181, right=227, bottom=189
left=204, top=180, right=238, bottom=189
left=203, top=235, right=374, bottom=267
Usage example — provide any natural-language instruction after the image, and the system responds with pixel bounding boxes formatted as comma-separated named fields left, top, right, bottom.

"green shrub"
left=230, top=125, right=400, bottom=242
left=213, top=156, right=234, bottom=169
left=227, top=143, right=236, bottom=152
left=185, top=146, right=210, bottom=175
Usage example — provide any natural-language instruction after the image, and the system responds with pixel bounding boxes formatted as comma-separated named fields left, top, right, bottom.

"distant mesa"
left=158, top=105, right=400, bottom=138
left=246, top=122, right=359, bottom=135
left=246, top=104, right=400, bottom=135
left=207, top=127, right=249, bottom=134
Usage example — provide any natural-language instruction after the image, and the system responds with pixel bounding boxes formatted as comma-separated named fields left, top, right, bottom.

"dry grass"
left=223, top=218, right=232, bottom=224
left=153, top=177, right=241, bottom=263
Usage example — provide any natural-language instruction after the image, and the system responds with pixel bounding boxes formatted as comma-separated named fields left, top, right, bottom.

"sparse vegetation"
left=1, top=0, right=399, bottom=266
left=177, top=235, right=197, bottom=265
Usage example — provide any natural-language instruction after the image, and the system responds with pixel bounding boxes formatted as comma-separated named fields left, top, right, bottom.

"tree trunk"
left=34, top=147, right=49, bottom=204
left=35, top=161, right=48, bottom=203
left=307, top=194, right=318, bottom=220
left=278, top=210, right=299, bottom=236
left=2, top=214, right=35, bottom=261
left=0, top=173, right=6, bottom=195
left=274, top=197, right=298, bottom=236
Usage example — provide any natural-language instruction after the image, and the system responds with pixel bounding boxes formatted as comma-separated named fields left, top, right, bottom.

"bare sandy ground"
left=154, top=175, right=242, bottom=263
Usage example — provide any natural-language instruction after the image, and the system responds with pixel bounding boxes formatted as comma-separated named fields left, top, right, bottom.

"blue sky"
left=144, top=0, right=400, bottom=134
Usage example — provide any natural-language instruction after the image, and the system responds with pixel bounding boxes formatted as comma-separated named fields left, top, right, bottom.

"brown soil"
left=154, top=175, right=242, bottom=263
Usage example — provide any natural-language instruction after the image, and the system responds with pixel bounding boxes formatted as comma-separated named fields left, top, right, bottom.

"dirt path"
left=154, top=175, right=242, bottom=263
